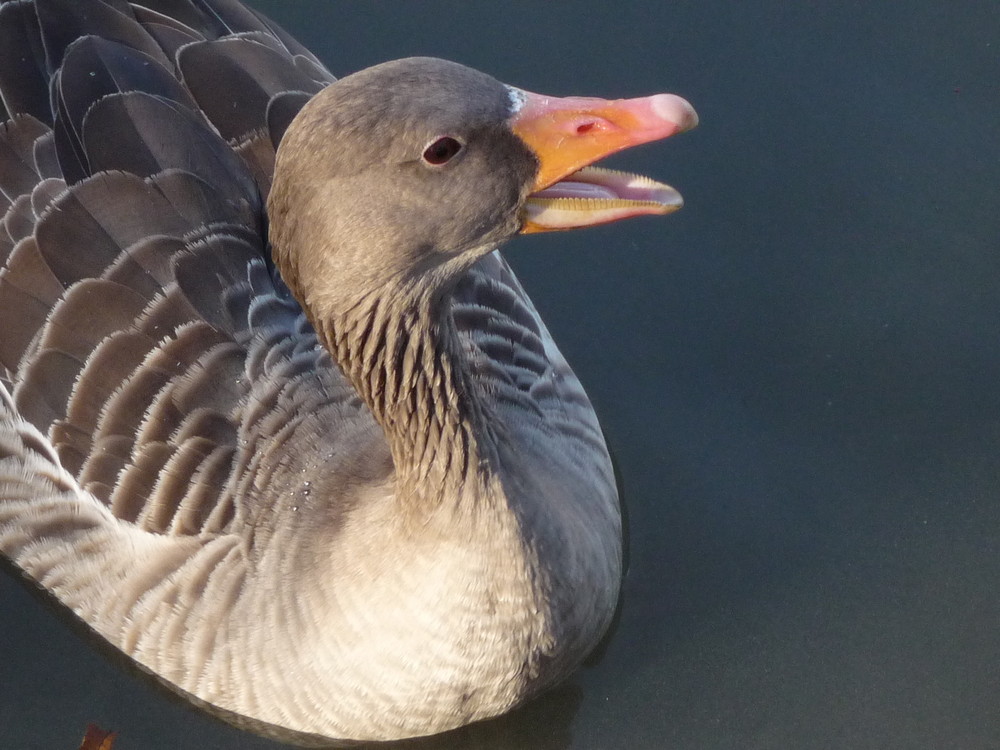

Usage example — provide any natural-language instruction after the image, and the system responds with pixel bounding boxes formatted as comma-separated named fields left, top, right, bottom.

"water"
left=3, top=3, right=1000, bottom=748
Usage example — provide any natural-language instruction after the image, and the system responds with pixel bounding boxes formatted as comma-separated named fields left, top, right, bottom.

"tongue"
left=533, top=180, right=619, bottom=201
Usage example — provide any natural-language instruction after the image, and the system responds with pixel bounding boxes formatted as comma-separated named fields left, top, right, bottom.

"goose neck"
left=320, top=281, right=499, bottom=498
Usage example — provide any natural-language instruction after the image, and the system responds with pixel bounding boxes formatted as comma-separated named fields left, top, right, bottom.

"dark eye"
left=422, top=136, right=463, bottom=166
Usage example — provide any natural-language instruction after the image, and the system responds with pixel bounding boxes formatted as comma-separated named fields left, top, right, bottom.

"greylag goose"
left=0, top=0, right=696, bottom=743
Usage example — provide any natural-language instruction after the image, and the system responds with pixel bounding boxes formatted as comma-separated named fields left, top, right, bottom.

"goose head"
left=268, top=56, right=697, bottom=318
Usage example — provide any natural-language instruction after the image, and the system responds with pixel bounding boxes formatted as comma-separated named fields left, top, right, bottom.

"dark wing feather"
left=3, top=193, right=34, bottom=243
left=131, top=0, right=228, bottom=39
left=178, top=35, right=325, bottom=142
left=60, top=35, right=198, bottom=118
left=138, top=16, right=203, bottom=62
left=35, top=0, right=170, bottom=72
left=266, top=90, right=312, bottom=148
left=0, top=0, right=354, bottom=547
left=452, top=252, right=611, bottom=461
left=0, top=115, right=50, bottom=210
left=0, top=2, right=50, bottom=123
left=32, top=127, right=60, bottom=177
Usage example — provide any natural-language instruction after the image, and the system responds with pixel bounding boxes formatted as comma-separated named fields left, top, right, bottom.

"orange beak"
left=509, top=88, right=698, bottom=233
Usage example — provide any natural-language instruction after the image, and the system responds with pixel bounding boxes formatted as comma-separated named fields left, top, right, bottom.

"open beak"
left=509, top=88, right=698, bottom=233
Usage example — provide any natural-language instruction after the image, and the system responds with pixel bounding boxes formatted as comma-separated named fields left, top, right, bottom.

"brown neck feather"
left=315, top=279, right=499, bottom=502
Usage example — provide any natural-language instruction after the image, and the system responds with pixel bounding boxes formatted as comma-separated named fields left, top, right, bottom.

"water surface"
left=3, top=3, right=1000, bottom=748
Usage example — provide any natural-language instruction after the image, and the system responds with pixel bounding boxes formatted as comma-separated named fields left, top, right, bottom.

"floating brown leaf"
left=78, top=724, right=116, bottom=750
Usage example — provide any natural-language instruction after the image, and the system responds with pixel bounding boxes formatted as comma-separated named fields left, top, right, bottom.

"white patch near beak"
left=505, top=85, right=527, bottom=115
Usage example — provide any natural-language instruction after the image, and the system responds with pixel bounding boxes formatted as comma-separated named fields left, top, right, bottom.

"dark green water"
left=4, top=3, right=1000, bottom=748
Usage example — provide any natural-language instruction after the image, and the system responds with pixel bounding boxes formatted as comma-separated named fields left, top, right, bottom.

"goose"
left=0, top=0, right=696, bottom=743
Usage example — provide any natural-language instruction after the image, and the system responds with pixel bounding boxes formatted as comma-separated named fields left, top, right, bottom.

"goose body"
left=0, top=0, right=695, bottom=742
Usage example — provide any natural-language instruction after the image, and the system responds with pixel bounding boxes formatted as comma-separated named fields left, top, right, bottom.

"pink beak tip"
left=649, top=93, right=699, bottom=134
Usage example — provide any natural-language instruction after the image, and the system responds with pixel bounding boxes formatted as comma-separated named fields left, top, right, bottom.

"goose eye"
left=422, top=136, right=463, bottom=165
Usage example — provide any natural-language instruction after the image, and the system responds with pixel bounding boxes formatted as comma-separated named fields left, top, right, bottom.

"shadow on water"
left=368, top=687, right=581, bottom=750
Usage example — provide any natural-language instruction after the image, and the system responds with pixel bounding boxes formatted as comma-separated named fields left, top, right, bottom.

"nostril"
left=576, top=122, right=596, bottom=135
